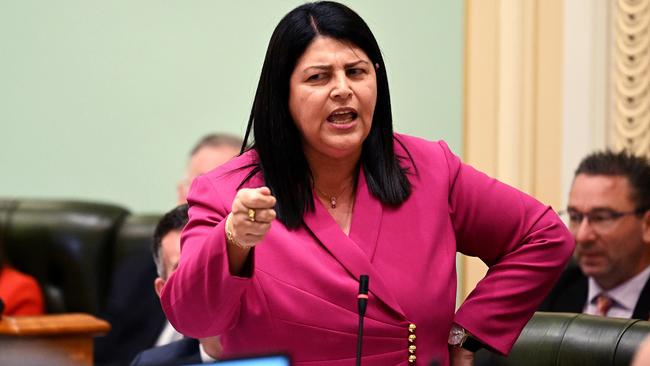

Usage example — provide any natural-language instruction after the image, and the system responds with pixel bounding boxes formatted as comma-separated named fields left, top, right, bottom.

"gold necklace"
left=313, top=185, right=348, bottom=209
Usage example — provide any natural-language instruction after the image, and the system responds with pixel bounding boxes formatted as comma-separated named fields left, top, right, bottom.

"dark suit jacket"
left=130, top=338, right=201, bottom=366
left=95, top=247, right=166, bottom=366
left=538, top=260, right=650, bottom=320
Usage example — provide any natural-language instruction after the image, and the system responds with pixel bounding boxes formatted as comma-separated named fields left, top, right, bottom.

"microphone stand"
left=356, top=275, right=369, bottom=366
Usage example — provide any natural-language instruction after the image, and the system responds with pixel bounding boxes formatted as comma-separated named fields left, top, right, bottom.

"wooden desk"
left=0, top=313, right=110, bottom=366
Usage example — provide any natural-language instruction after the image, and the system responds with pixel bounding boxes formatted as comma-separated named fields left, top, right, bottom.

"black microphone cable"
left=356, top=275, right=369, bottom=366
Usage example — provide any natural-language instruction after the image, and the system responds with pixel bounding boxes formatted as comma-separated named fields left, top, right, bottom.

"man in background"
left=131, top=204, right=221, bottom=365
left=539, top=150, right=650, bottom=319
left=158, top=133, right=242, bottom=347
left=176, top=134, right=243, bottom=204
left=95, top=133, right=241, bottom=365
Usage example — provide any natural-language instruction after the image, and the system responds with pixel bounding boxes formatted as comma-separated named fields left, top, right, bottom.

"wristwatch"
left=448, top=324, right=483, bottom=352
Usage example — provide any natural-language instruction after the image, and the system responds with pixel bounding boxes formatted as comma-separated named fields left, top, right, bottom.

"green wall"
left=0, top=1, right=464, bottom=213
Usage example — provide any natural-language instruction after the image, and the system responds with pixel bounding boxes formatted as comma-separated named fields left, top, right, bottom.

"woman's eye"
left=307, top=73, right=325, bottom=81
left=347, top=68, right=365, bottom=76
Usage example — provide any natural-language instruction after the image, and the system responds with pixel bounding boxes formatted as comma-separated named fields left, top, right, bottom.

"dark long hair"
left=241, top=1, right=412, bottom=228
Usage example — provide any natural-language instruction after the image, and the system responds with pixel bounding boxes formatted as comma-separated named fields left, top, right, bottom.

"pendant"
left=330, top=196, right=337, bottom=209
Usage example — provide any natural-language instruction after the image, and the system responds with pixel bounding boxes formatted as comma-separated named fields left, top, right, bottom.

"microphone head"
left=359, top=275, right=369, bottom=295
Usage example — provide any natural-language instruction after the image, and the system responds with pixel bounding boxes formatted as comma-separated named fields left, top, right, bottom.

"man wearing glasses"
left=539, top=150, right=650, bottom=319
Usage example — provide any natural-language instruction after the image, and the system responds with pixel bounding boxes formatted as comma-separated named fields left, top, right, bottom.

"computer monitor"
left=189, top=354, right=290, bottom=366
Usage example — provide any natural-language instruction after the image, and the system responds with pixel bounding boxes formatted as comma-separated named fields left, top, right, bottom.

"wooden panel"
left=0, top=313, right=109, bottom=336
left=0, top=336, right=93, bottom=366
left=462, top=0, right=564, bottom=299
left=535, top=0, right=564, bottom=209
left=0, top=313, right=109, bottom=366
left=462, top=0, right=499, bottom=299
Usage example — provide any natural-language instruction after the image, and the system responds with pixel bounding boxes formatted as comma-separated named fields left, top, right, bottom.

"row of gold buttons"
left=408, top=323, right=416, bottom=364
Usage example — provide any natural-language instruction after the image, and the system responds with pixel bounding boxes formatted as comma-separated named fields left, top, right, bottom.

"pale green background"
left=0, top=1, right=464, bottom=213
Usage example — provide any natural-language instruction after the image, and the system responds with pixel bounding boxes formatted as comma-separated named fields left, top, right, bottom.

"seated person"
left=95, top=133, right=240, bottom=365
left=176, top=133, right=243, bottom=204
left=0, top=238, right=44, bottom=316
left=131, top=204, right=220, bottom=366
left=540, top=150, right=650, bottom=319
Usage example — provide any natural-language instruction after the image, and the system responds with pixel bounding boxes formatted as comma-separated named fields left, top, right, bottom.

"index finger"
left=257, top=186, right=272, bottom=196
left=242, top=187, right=276, bottom=209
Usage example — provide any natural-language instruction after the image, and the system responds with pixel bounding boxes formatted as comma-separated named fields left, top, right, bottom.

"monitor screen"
left=189, top=355, right=290, bottom=366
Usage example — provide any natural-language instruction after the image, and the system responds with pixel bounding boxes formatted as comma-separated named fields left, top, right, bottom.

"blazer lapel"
left=543, top=263, right=588, bottom=314
left=633, top=274, right=650, bottom=320
left=349, top=169, right=382, bottom=261
left=302, top=169, right=405, bottom=317
left=565, top=271, right=589, bottom=313
left=244, top=162, right=405, bottom=317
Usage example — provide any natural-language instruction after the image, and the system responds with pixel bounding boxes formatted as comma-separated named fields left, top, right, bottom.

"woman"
left=161, top=2, right=574, bottom=365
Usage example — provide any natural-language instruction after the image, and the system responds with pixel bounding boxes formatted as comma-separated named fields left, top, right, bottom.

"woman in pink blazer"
left=160, top=2, right=574, bottom=365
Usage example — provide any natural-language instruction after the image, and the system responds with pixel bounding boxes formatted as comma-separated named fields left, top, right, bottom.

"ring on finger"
left=247, top=208, right=256, bottom=222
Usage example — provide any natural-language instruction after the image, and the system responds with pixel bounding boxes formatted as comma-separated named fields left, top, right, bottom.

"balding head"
left=176, top=133, right=242, bottom=204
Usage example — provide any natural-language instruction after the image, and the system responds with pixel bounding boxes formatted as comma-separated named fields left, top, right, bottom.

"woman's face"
left=289, top=36, right=377, bottom=162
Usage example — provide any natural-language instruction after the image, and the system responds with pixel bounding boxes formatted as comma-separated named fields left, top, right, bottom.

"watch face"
left=448, top=326, right=466, bottom=345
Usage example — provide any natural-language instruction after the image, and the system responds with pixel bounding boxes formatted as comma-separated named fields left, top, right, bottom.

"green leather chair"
left=113, top=213, right=161, bottom=266
left=475, top=312, right=650, bottom=366
left=0, top=199, right=129, bottom=315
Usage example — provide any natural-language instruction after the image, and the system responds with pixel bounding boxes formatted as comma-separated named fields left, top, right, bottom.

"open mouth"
left=327, top=108, right=358, bottom=124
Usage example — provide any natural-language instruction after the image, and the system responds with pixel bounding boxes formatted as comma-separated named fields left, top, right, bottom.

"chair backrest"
left=476, top=312, right=650, bottom=366
left=112, top=214, right=160, bottom=268
left=0, top=199, right=129, bottom=315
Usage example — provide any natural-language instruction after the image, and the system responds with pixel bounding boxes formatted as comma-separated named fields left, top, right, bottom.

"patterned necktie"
left=596, top=294, right=613, bottom=316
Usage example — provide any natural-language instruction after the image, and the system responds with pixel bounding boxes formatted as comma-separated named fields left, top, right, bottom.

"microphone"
left=356, top=275, right=369, bottom=366
left=0, top=297, right=4, bottom=318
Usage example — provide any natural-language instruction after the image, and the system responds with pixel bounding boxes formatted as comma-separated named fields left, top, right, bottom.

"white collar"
left=199, top=341, right=218, bottom=363
left=587, top=265, right=650, bottom=312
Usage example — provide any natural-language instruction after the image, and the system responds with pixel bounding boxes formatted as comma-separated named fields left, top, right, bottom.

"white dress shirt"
left=154, top=320, right=184, bottom=347
left=584, top=265, right=650, bottom=318
left=199, top=342, right=218, bottom=363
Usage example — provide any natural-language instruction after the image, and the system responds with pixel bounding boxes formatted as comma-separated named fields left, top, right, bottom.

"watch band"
left=460, top=335, right=483, bottom=352
left=448, top=324, right=484, bottom=352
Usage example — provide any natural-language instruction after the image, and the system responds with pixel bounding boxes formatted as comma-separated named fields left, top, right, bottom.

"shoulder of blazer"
left=633, top=270, right=650, bottom=320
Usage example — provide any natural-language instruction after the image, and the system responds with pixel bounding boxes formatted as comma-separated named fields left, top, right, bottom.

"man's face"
left=177, top=145, right=240, bottom=204
left=569, top=174, right=649, bottom=289
left=154, top=229, right=181, bottom=297
left=156, top=230, right=223, bottom=357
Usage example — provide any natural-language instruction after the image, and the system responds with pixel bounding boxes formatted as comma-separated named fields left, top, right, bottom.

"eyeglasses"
left=559, top=207, right=648, bottom=232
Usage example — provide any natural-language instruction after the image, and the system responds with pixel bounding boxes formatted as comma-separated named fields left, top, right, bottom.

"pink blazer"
left=161, top=134, right=574, bottom=365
